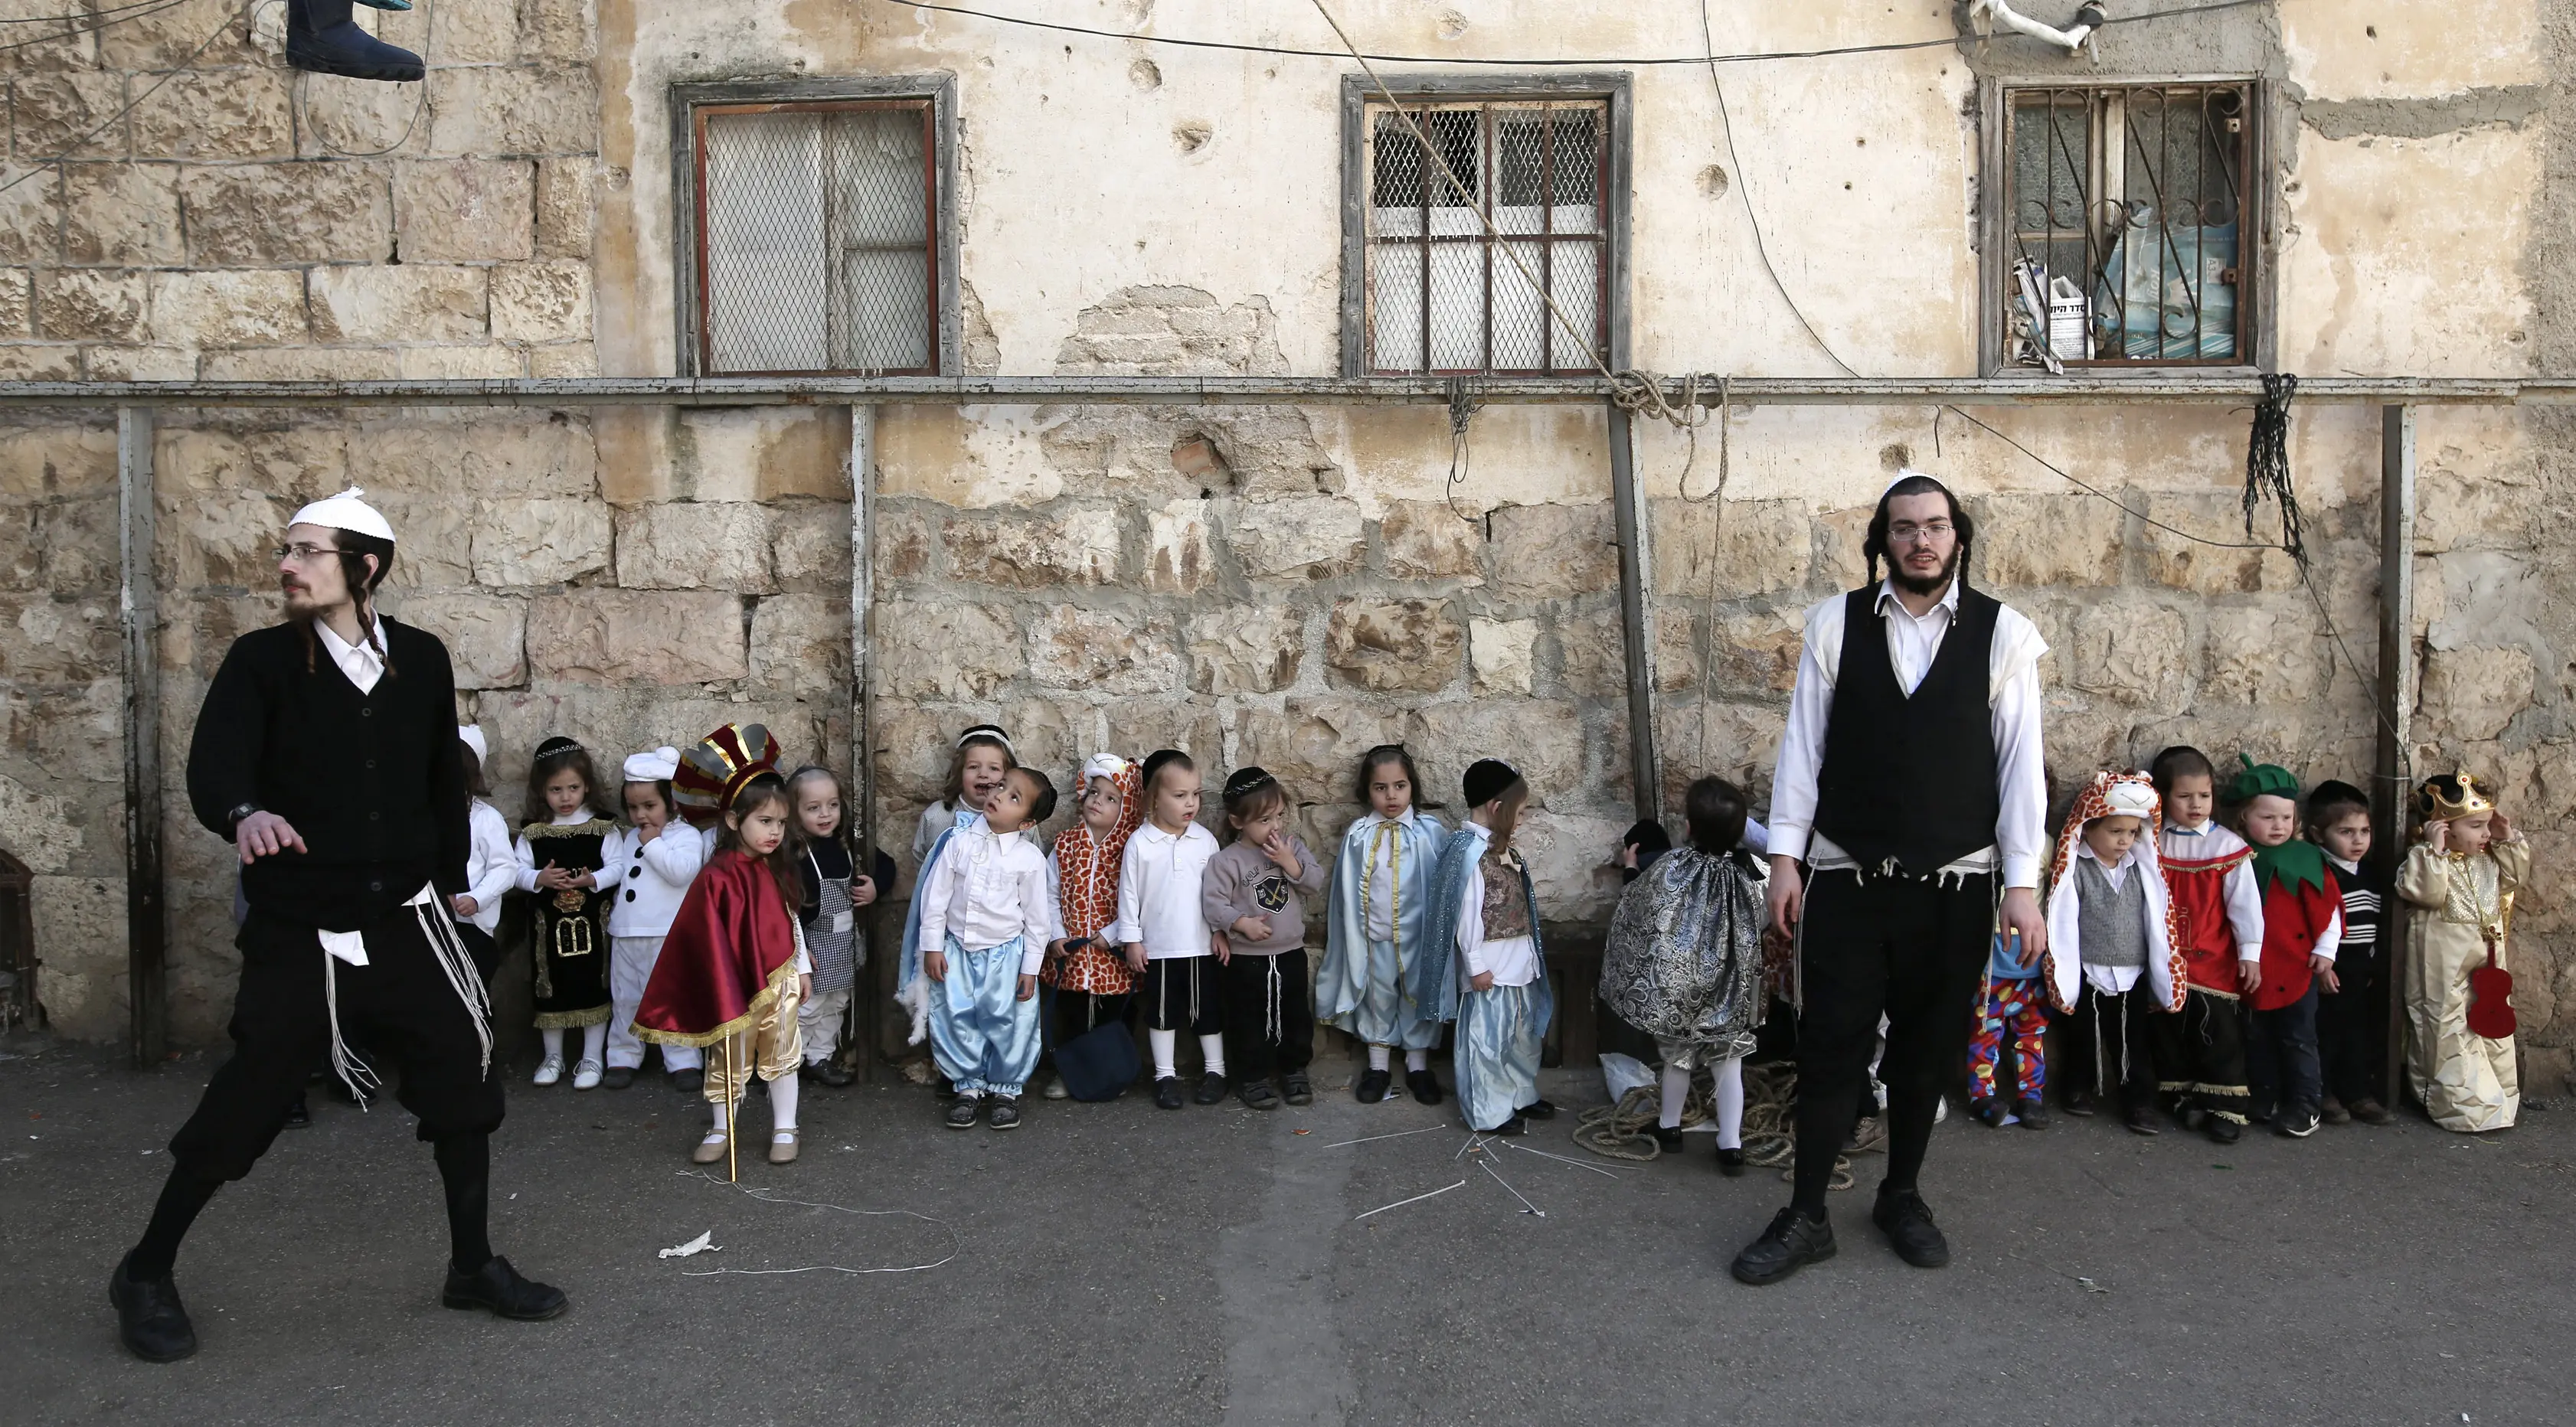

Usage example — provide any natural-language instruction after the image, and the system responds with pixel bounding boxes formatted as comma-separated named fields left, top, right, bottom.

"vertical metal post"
left=2375, top=403, right=2415, bottom=1105
left=848, top=404, right=877, bottom=1082
left=118, top=407, right=165, bottom=1067
left=1606, top=402, right=1660, bottom=822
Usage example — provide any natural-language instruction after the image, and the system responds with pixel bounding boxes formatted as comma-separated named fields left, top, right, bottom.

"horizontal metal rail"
left=0, top=374, right=2569, bottom=409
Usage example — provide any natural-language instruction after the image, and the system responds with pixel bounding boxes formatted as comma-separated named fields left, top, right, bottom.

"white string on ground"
left=675, top=1170, right=959, bottom=1277
left=1318, top=1125, right=1443, bottom=1150
left=1479, top=1158, right=1545, bottom=1217
left=1352, top=1179, right=1467, bottom=1221
left=1503, top=1140, right=1629, bottom=1179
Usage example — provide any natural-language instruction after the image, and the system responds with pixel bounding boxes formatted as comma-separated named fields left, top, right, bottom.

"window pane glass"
left=1370, top=240, right=1424, bottom=371
left=826, top=109, right=930, bottom=370
left=704, top=111, right=830, bottom=373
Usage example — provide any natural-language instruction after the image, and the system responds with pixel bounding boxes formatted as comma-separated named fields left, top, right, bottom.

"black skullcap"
left=1463, top=759, right=1523, bottom=808
left=1222, top=766, right=1277, bottom=801
left=534, top=736, right=584, bottom=759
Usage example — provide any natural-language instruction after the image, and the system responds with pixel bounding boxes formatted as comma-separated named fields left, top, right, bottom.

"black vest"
left=1810, top=585, right=2002, bottom=875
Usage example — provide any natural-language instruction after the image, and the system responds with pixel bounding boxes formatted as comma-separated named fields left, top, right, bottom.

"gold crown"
left=2427, top=773, right=2495, bottom=823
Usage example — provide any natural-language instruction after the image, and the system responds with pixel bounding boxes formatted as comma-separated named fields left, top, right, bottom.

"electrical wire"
left=1699, top=0, right=1858, bottom=379
left=0, top=0, right=197, bottom=53
left=0, top=0, right=188, bottom=24
left=0, top=0, right=254, bottom=197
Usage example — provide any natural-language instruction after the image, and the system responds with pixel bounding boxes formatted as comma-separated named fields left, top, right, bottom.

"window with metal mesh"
left=2002, top=83, right=2252, bottom=366
left=696, top=100, right=937, bottom=375
left=1364, top=99, right=1608, bottom=375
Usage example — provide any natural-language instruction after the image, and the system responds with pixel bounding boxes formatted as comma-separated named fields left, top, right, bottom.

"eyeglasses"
left=1885, top=520, right=1955, bottom=545
left=275, top=541, right=342, bottom=563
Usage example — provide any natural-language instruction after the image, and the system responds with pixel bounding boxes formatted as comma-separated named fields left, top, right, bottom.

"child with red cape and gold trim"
left=634, top=724, right=815, bottom=1169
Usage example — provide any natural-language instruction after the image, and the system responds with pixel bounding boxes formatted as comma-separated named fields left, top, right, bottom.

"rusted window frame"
left=1339, top=73, right=1632, bottom=378
left=1979, top=75, right=2274, bottom=374
left=671, top=76, right=960, bottom=378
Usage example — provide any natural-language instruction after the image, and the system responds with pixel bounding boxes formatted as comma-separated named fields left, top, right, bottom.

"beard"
left=1890, top=545, right=1960, bottom=596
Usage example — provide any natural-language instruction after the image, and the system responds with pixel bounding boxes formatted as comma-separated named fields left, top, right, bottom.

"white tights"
left=1659, top=1054, right=1745, bottom=1149
left=541, top=1024, right=607, bottom=1066
left=1365, top=1045, right=1430, bottom=1073
left=1148, top=1028, right=1228, bottom=1079
left=708, top=1072, right=799, bottom=1138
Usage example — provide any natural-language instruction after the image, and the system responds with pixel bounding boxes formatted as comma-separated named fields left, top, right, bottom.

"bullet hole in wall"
left=1697, top=164, right=1729, bottom=198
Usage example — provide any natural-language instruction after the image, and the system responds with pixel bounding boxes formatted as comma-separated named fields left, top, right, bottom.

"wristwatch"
left=225, top=802, right=262, bottom=829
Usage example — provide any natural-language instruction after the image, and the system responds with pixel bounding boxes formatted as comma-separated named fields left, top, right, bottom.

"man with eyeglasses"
left=107, top=488, right=567, bottom=1362
left=1730, top=471, right=2049, bottom=1285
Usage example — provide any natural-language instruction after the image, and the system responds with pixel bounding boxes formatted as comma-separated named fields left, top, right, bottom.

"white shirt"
left=1451, top=822, right=1538, bottom=988
left=456, top=799, right=517, bottom=936
left=2074, top=841, right=2146, bottom=995
left=1110, top=821, right=1221, bottom=959
left=314, top=614, right=387, bottom=694
left=2162, top=821, right=2267, bottom=963
left=512, top=811, right=607, bottom=893
left=601, top=822, right=707, bottom=939
left=1767, top=580, right=2050, bottom=888
left=916, top=823, right=1051, bottom=975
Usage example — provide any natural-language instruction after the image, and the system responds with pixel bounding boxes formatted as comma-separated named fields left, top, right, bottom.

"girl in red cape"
left=635, top=723, right=813, bottom=1167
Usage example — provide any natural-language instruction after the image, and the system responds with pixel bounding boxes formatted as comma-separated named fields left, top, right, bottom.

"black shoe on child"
left=1240, top=1080, right=1282, bottom=1112
left=1730, top=1207, right=1836, bottom=1286
left=602, top=1066, right=635, bottom=1091
left=2123, top=1104, right=2162, bottom=1136
left=1715, top=1146, right=1747, bottom=1177
left=1479, top=1115, right=1528, bottom=1137
left=1195, top=1072, right=1228, bottom=1105
left=1520, top=1099, right=1558, bottom=1121
left=806, top=1060, right=856, bottom=1088
left=2206, top=1115, right=2242, bottom=1145
left=2063, top=1089, right=2097, bottom=1117
left=284, top=1093, right=312, bottom=1129
left=1971, top=1098, right=2008, bottom=1128
left=1871, top=1189, right=1951, bottom=1269
left=1154, top=1076, right=1185, bottom=1111
left=2015, top=1098, right=2050, bottom=1131
left=987, top=1097, right=1021, bottom=1131
left=1407, top=1066, right=1443, bottom=1105
left=1649, top=1124, right=1685, bottom=1153
left=2349, top=1097, right=2395, bottom=1125
left=1355, top=1068, right=1392, bottom=1103
left=945, top=1097, right=982, bottom=1129
left=669, top=1067, right=703, bottom=1095
left=109, top=1252, right=198, bottom=1363
left=1282, top=1073, right=1314, bottom=1105
left=441, top=1255, right=570, bottom=1321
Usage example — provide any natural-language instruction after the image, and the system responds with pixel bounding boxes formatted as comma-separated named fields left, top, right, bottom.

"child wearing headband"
left=513, top=736, right=617, bottom=1090
left=1316, top=745, right=1451, bottom=1105
left=1201, top=767, right=1328, bottom=1111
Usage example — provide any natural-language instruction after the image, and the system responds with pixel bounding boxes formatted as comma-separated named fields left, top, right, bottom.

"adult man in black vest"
left=1731, top=472, right=2049, bottom=1285
left=107, top=488, right=567, bottom=1361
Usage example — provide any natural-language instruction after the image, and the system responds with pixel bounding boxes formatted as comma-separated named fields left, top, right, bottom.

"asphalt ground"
left=3, top=1034, right=2569, bottom=1426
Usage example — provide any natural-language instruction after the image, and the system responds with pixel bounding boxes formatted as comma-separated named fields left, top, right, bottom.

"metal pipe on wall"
left=2375, top=403, right=2416, bottom=1108
left=848, top=404, right=878, bottom=1082
left=118, top=407, right=165, bottom=1067
left=1606, top=402, right=1660, bottom=823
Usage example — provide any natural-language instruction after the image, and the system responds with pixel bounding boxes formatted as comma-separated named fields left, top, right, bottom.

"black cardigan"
left=185, top=617, right=469, bottom=930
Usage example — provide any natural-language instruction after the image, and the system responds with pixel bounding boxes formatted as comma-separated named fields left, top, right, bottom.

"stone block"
left=1143, top=498, right=1214, bottom=593
left=2139, top=492, right=2277, bottom=595
left=1974, top=492, right=2127, bottom=587
left=472, top=496, right=610, bottom=586
left=154, top=423, right=346, bottom=498
left=0, top=345, right=80, bottom=379
left=149, top=269, right=308, bottom=348
left=346, top=413, right=597, bottom=498
left=0, top=594, right=119, bottom=683
left=1656, top=700, right=1787, bottom=808
left=61, top=162, right=183, bottom=264
left=132, top=69, right=293, bottom=160
left=532, top=158, right=596, bottom=257
left=876, top=600, right=1020, bottom=699
left=1489, top=502, right=1618, bottom=600
left=1653, top=607, right=1698, bottom=693
left=82, top=346, right=196, bottom=380
left=525, top=589, right=744, bottom=684
left=309, top=263, right=489, bottom=345
left=1512, top=809, right=1629, bottom=920
left=1650, top=498, right=1812, bottom=599
left=1229, top=495, right=1362, bottom=580
left=181, top=162, right=388, bottom=265
left=1406, top=700, right=1583, bottom=808
left=1379, top=498, right=1483, bottom=581
left=615, top=501, right=776, bottom=592
left=750, top=593, right=851, bottom=695
left=1469, top=616, right=1536, bottom=694
left=96, top=0, right=258, bottom=67
left=1705, top=604, right=1805, bottom=698
left=1187, top=603, right=1305, bottom=695
left=370, top=495, right=475, bottom=588
left=296, top=71, right=431, bottom=159
left=198, top=348, right=400, bottom=380
left=492, top=260, right=590, bottom=344
left=0, top=175, right=47, bottom=266
left=1054, top=286, right=1285, bottom=376
left=397, top=345, right=524, bottom=379
left=770, top=501, right=851, bottom=593
left=2058, top=599, right=2187, bottom=708
left=31, top=875, right=123, bottom=1038
left=159, top=489, right=290, bottom=589
left=1553, top=608, right=1627, bottom=700
left=874, top=503, right=933, bottom=581
left=1324, top=599, right=1462, bottom=694
left=527, top=342, right=596, bottom=377
left=0, top=269, right=24, bottom=336
left=428, top=0, right=517, bottom=63
left=1030, top=606, right=1183, bottom=696
left=12, top=72, right=125, bottom=160
left=2202, top=605, right=2326, bottom=705
left=946, top=508, right=1120, bottom=589
left=1235, top=697, right=1410, bottom=798
left=34, top=269, right=147, bottom=343
left=677, top=407, right=852, bottom=502
left=20, top=678, right=122, bottom=783
left=394, top=158, right=535, bottom=262
left=391, top=590, right=528, bottom=688
left=518, top=0, right=597, bottom=61
left=428, top=66, right=600, bottom=157
left=2421, top=645, right=2535, bottom=742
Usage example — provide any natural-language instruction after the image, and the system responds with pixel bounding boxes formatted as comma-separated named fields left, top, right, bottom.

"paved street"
left=4, top=1034, right=2568, bottom=1425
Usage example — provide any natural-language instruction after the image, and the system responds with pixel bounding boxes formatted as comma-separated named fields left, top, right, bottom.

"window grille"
left=691, top=100, right=939, bottom=376
left=1999, top=83, right=2254, bottom=366
left=1362, top=99, right=1609, bottom=375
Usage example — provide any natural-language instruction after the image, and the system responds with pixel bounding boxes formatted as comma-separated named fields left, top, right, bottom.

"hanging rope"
left=2243, top=371, right=2307, bottom=569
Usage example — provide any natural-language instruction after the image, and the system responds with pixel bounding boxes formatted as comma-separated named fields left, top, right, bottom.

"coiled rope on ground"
left=1571, top=1060, right=1878, bottom=1190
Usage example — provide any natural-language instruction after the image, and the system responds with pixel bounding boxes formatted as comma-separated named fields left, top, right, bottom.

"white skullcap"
left=457, top=724, right=487, bottom=764
left=1082, top=753, right=1130, bottom=783
left=623, top=746, right=682, bottom=783
left=2103, top=779, right=2160, bottom=820
left=288, top=486, right=395, bottom=543
left=1885, top=468, right=1949, bottom=498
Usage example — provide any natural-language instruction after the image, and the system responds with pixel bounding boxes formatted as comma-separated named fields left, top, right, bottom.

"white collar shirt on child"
left=1450, top=822, right=1538, bottom=988
left=1353, top=808, right=1419, bottom=942
left=1110, top=821, right=1219, bottom=959
left=2076, top=839, right=2143, bottom=995
left=917, top=822, right=1051, bottom=975
left=601, top=823, right=708, bottom=939
left=458, top=800, right=517, bottom=936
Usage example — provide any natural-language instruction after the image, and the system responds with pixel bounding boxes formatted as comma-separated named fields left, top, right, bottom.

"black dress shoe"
left=109, top=1253, right=198, bottom=1363
left=1153, top=1076, right=1185, bottom=1111
left=2063, top=1089, right=2097, bottom=1117
left=1519, top=1099, right=1558, bottom=1121
left=1477, top=1114, right=1527, bottom=1136
left=1406, top=1066, right=1443, bottom=1105
left=1281, top=1073, right=1313, bottom=1105
left=2014, top=1098, right=2051, bottom=1130
left=601, top=1066, right=635, bottom=1091
left=806, top=1060, right=855, bottom=1088
left=669, top=1067, right=703, bottom=1095
left=1239, top=1080, right=1282, bottom=1112
left=2205, top=1115, right=2242, bottom=1145
left=1731, top=1207, right=1836, bottom=1285
left=1715, top=1146, right=1747, bottom=1177
left=283, top=1093, right=312, bottom=1128
left=1649, top=1124, right=1685, bottom=1153
left=1355, top=1068, right=1392, bottom=1103
left=1194, top=1072, right=1228, bottom=1105
left=1872, top=1190, right=1950, bottom=1269
left=440, top=1256, right=569, bottom=1321
left=2123, top=1104, right=2162, bottom=1135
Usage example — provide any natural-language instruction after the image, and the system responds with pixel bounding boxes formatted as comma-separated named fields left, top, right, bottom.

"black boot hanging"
left=286, top=0, right=423, bottom=83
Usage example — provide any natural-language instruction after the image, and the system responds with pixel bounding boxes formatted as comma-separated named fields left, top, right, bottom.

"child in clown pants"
left=1966, top=929, right=2048, bottom=1129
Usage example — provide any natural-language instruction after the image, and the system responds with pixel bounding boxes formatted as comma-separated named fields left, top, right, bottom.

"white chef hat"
left=457, top=724, right=488, bottom=765
left=623, top=746, right=682, bottom=783
left=1081, top=753, right=1130, bottom=784
left=2103, top=778, right=2160, bottom=821
left=288, top=486, right=396, bottom=543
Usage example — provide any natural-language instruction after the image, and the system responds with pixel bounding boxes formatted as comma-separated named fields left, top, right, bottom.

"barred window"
left=687, top=97, right=942, bottom=375
left=1997, top=83, right=2257, bottom=367
left=1358, top=98, right=1612, bottom=375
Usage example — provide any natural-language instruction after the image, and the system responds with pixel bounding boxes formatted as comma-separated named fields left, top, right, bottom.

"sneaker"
left=1730, top=1207, right=1837, bottom=1286
left=1194, top=1072, right=1228, bottom=1105
left=1520, top=1099, right=1558, bottom=1121
left=2320, top=1096, right=2352, bottom=1125
left=570, top=1060, right=603, bottom=1091
left=601, top=1066, right=636, bottom=1091
left=2063, top=1089, right=2098, bottom=1118
left=1971, top=1097, right=2007, bottom=1128
left=2014, top=1097, right=2050, bottom=1131
left=2123, top=1104, right=2162, bottom=1136
left=2206, top=1115, right=2242, bottom=1145
left=1282, top=1073, right=1314, bottom=1105
left=987, top=1098, right=1021, bottom=1131
left=1041, top=1077, right=1071, bottom=1101
left=1406, top=1066, right=1443, bottom=1105
left=531, top=1055, right=564, bottom=1087
left=1649, top=1124, right=1685, bottom=1153
left=2278, top=1108, right=2321, bottom=1138
left=1239, top=1080, right=1283, bottom=1112
left=1715, top=1146, right=1747, bottom=1177
left=1355, top=1068, right=1393, bottom=1104
left=669, top=1067, right=704, bottom=1095
left=1871, top=1189, right=1950, bottom=1269
left=945, top=1097, right=982, bottom=1130
left=1153, top=1076, right=1185, bottom=1111
left=2349, top=1097, right=2395, bottom=1125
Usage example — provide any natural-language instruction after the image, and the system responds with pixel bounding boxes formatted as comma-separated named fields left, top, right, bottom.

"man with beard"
left=1729, top=472, right=2050, bottom=1285
left=107, top=488, right=567, bottom=1361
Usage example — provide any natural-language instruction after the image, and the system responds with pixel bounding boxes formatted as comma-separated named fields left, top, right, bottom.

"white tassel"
left=896, top=971, right=933, bottom=1047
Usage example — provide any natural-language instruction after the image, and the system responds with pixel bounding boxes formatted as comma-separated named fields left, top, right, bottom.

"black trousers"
left=2317, top=952, right=2385, bottom=1104
left=455, top=922, right=500, bottom=985
left=1050, top=988, right=1132, bottom=1046
left=2058, top=981, right=2160, bottom=1112
left=1220, top=949, right=1315, bottom=1079
left=171, top=906, right=505, bottom=1182
left=2149, top=987, right=2251, bottom=1125
left=1792, top=870, right=1990, bottom=1215
left=1141, top=955, right=1221, bottom=1035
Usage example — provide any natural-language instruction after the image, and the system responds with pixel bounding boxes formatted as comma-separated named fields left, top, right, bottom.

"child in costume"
left=1039, top=753, right=1146, bottom=1099
left=1316, top=744, right=1451, bottom=1105
left=1600, top=775, right=1765, bottom=1173
left=789, top=765, right=891, bottom=1088
left=1113, top=750, right=1231, bottom=1111
left=599, top=747, right=706, bottom=1092
left=2149, top=745, right=2264, bottom=1143
left=2399, top=773, right=2530, bottom=1133
left=2309, top=779, right=2395, bottom=1125
left=2042, top=771, right=2184, bottom=1135
left=449, top=725, right=515, bottom=985
left=636, top=723, right=813, bottom=1167
left=1415, top=759, right=1555, bottom=1136
left=1201, top=767, right=1329, bottom=1112
left=916, top=766, right=1056, bottom=1131
left=2232, top=757, right=2343, bottom=1140
left=514, top=736, right=616, bottom=1089
left=895, top=723, right=1016, bottom=1052
left=1966, top=919, right=2049, bottom=1130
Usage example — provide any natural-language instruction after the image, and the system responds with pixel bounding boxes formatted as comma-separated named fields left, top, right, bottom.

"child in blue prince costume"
left=1411, top=759, right=1555, bottom=1135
